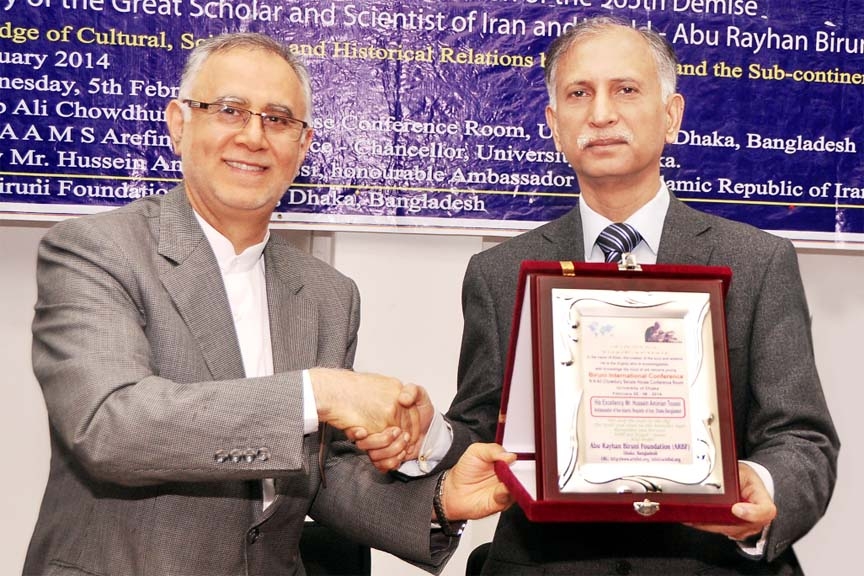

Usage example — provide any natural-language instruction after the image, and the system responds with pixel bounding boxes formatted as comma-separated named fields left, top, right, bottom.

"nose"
left=235, top=113, right=268, bottom=149
left=588, top=92, right=618, bottom=127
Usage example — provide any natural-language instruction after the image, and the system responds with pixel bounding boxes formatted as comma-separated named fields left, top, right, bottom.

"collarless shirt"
left=194, top=213, right=313, bottom=511
left=194, top=212, right=273, bottom=380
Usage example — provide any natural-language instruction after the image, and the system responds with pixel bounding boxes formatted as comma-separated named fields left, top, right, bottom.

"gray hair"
left=177, top=32, right=313, bottom=123
left=544, top=16, right=679, bottom=109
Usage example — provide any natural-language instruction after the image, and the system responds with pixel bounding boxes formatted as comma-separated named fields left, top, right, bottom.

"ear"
left=294, top=127, right=315, bottom=178
left=545, top=105, right=563, bottom=152
left=664, top=93, right=685, bottom=144
left=165, top=99, right=185, bottom=155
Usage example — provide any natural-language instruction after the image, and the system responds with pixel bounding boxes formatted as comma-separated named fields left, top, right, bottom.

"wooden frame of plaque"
left=493, top=260, right=740, bottom=523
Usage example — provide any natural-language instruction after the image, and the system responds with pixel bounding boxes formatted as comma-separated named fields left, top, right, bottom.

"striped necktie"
left=596, top=223, right=642, bottom=264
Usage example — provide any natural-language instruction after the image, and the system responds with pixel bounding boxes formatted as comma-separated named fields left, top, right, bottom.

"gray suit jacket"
left=444, top=196, right=839, bottom=575
left=24, top=187, right=448, bottom=576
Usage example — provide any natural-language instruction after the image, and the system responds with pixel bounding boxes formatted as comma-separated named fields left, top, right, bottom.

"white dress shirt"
left=195, top=213, right=318, bottom=510
left=580, top=181, right=669, bottom=264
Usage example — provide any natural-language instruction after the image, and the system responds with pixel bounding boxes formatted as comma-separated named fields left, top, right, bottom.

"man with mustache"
left=362, top=15, right=838, bottom=575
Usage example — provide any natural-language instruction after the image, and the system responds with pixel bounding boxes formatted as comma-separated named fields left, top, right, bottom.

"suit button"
left=247, top=527, right=260, bottom=545
left=229, top=449, right=243, bottom=463
left=614, top=560, right=632, bottom=575
left=257, top=447, right=271, bottom=462
left=243, top=448, right=257, bottom=463
left=214, top=450, right=229, bottom=464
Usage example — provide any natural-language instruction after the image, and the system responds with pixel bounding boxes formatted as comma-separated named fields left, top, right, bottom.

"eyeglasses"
left=182, top=99, right=309, bottom=141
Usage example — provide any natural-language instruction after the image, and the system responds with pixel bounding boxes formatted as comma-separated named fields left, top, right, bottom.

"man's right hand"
left=352, top=384, right=435, bottom=472
left=309, top=368, right=422, bottom=445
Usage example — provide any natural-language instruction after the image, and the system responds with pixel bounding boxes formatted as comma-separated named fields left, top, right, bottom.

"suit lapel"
left=264, top=240, right=319, bottom=373
left=263, top=240, right=320, bottom=517
left=157, top=187, right=245, bottom=380
left=540, top=205, right=586, bottom=262
left=657, top=196, right=715, bottom=266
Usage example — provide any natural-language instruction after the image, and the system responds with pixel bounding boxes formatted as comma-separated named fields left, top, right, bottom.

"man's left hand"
left=441, top=443, right=516, bottom=521
left=687, top=462, right=777, bottom=541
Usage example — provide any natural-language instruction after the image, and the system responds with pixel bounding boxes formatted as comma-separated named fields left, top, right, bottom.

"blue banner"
left=1, top=1, right=862, bottom=243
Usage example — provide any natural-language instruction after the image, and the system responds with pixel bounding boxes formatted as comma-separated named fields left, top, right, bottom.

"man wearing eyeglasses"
left=23, top=32, right=514, bottom=576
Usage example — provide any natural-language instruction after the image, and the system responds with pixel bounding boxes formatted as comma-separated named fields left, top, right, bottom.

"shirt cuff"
left=302, top=369, right=319, bottom=435
left=396, top=411, right=453, bottom=476
left=734, top=460, right=774, bottom=558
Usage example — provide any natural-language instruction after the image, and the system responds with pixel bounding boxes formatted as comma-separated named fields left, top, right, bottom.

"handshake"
left=309, top=367, right=434, bottom=458
left=309, top=367, right=515, bottom=522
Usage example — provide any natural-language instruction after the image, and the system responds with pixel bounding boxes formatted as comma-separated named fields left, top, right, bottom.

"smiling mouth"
left=225, top=160, right=266, bottom=172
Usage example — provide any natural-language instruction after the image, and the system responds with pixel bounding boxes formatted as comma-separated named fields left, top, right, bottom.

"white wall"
left=792, top=249, right=862, bottom=575
left=1, top=222, right=860, bottom=575
left=0, top=223, right=50, bottom=576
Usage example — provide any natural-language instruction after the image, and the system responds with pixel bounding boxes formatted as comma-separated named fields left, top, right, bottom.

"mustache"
left=577, top=129, right=634, bottom=150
